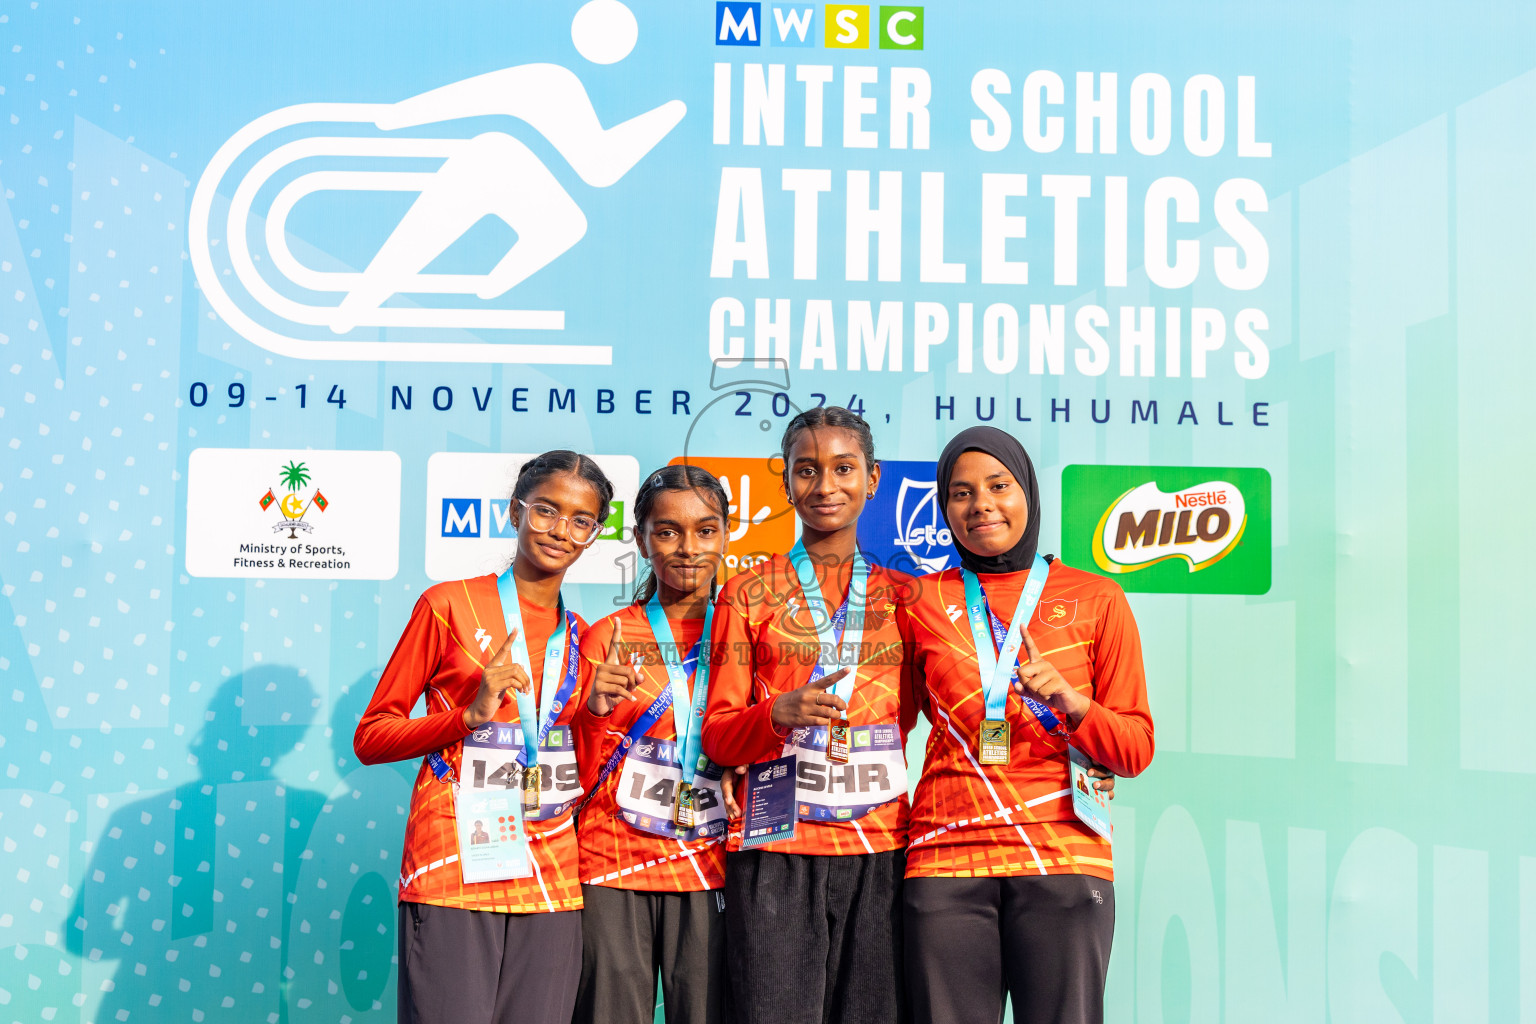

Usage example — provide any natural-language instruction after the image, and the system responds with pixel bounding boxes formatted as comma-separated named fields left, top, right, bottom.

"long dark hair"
left=631, top=464, right=729, bottom=605
left=512, top=450, right=615, bottom=524
left=778, top=406, right=878, bottom=485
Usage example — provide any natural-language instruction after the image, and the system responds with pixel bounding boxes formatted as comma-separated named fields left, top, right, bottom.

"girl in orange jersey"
left=355, top=451, right=614, bottom=1024
left=571, top=465, right=733, bottom=1024
left=900, top=426, right=1155, bottom=1024
left=701, top=406, right=916, bottom=1024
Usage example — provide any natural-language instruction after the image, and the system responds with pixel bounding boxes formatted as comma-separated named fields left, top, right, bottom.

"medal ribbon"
left=495, top=567, right=580, bottom=771
left=787, top=541, right=867, bottom=706
left=961, top=554, right=1061, bottom=732
left=644, top=594, right=715, bottom=787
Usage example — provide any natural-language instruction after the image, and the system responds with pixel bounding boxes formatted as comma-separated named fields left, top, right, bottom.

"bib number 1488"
left=628, top=772, right=719, bottom=813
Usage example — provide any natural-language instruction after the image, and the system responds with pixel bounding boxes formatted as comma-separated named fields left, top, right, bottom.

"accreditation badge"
left=455, top=724, right=532, bottom=883
left=979, top=719, right=1010, bottom=765
left=827, top=722, right=852, bottom=764
left=1067, top=745, right=1112, bottom=840
left=674, top=781, right=697, bottom=829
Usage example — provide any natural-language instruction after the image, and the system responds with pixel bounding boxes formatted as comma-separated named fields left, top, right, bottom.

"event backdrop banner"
left=2, top=1, right=1534, bottom=1021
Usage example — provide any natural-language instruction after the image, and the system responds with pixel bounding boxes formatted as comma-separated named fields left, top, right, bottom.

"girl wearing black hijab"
left=897, top=426, right=1155, bottom=1024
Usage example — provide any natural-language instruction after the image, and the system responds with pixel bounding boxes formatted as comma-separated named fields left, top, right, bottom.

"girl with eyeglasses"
left=899, top=427, right=1154, bottom=1024
left=701, top=407, right=917, bottom=1024
left=570, top=464, right=734, bottom=1024
left=355, top=450, right=613, bottom=1024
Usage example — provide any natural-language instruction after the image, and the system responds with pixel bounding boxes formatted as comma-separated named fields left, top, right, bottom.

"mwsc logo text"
left=716, top=3, right=924, bottom=49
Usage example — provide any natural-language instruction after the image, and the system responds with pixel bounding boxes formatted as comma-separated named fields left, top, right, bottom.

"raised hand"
left=771, top=667, right=851, bottom=730
left=463, top=629, right=532, bottom=730
left=1012, top=633, right=1091, bottom=729
left=587, top=619, right=643, bottom=718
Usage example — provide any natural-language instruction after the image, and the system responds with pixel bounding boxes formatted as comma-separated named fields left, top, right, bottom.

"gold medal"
left=827, top=722, right=852, bottom=764
left=674, top=782, right=697, bottom=830
left=521, top=764, right=542, bottom=816
left=979, top=719, right=1010, bottom=765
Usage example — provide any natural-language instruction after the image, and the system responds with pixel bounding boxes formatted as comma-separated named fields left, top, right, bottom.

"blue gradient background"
left=2, top=2, right=1534, bottom=1021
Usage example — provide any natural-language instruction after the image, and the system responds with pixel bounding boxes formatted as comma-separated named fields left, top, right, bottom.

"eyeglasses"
left=514, top=498, right=604, bottom=545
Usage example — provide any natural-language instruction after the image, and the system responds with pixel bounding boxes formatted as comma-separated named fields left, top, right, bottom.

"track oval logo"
left=1091, top=480, right=1247, bottom=574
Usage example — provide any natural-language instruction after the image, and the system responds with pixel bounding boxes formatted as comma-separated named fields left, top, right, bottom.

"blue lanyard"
left=961, top=554, right=1056, bottom=728
left=495, top=567, right=578, bottom=770
left=787, top=541, right=867, bottom=705
left=644, top=595, right=714, bottom=786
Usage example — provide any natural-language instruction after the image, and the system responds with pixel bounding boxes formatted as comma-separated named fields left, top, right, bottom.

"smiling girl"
left=571, top=465, right=733, bottom=1024
left=355, top=450, right=614, bottom=1024
left=702, top=407, right=916, bottom=1024
left=899, top=426, right=1154, bottom=1024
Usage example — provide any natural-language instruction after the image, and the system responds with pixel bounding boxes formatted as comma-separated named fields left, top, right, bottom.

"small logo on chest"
left=1037, top=599, right=1078, bottom=630
left=474, top=627, right=492, bottom=652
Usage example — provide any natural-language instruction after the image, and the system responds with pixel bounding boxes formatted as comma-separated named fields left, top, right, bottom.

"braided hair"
left=511, top=450, right=615, bottom=523
left=778, top=406, right=878, bottom=484
left=631, top=464, right=729, bottom=605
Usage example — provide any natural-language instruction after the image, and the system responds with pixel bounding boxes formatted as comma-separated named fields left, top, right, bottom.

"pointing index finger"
left=813, top=667, right=850, bottom=690
left=491, top=627, right=518, bottom=664
left=605, top=619, right=624, bottom=665
left=1022, top=632, right=1041, bottom=663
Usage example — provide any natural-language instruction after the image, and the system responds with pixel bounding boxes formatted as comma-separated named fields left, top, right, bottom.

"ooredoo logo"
left=668, top=455, right=794, bottom=581
left=1061, top=465, right=1271, bottom=595
left=190, top=0, right=685, bottom=365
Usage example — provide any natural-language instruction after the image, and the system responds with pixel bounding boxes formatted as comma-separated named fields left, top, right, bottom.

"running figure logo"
left=189, top=0, right=685, bottom=365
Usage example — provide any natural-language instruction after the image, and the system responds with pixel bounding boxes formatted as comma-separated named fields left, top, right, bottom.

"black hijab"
left=936, top=426, right=1044, bottom=575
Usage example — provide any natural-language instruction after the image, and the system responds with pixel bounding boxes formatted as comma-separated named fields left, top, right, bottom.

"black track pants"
left=724, top=848, right=906, bottom=1024
left=574, top=884, right=729, bottom=1024
left=903, top=874, right=1115, bottom=1024
left=397, top=901, right=581, bottom=1024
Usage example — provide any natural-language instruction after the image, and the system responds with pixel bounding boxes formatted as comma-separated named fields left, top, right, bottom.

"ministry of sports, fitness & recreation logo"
left=189, top=1, right=685, bottom=365
left=259, top=460, right=331, bottom=539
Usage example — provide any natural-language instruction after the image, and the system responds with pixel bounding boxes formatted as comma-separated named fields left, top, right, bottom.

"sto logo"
left=189, top=0, right=685, bottom=365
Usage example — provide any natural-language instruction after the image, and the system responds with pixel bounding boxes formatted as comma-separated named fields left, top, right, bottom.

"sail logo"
left=856, top=461, right=956, bottom=575
left=1062, top=465, right=1271, bottom=595
left=1092, top=480, right=1247, bottom=574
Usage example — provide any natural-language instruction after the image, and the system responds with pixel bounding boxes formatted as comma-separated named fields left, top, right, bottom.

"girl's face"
left=510, top=471, right=606, bottom=576
left=944, top=450, right=1028, bottom=558
left=635, top=487, right=728, bottom=598
left=785, top=426, right=880, bottom=535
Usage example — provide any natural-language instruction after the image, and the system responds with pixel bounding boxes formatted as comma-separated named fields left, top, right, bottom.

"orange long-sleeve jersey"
left=573, top=605, right=727, bottom=891
left=701, top=554, right=917, bottom=856
left=355, top=575, right=589, bottom=913
left=900, top=560, right=1153, bottom=881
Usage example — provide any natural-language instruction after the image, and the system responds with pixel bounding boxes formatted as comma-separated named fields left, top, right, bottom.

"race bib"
left=782, top=722, right=905, bottom=822
left=614, top=734, right=728, bottom=840
left=455, top=725, right=531, bottom=883
left=466, top=722, right=582, bottom=822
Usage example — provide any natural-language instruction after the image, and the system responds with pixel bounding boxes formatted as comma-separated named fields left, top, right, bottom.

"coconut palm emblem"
left=260, top=460, right=330, bottom=539
left=279, top=461, right=311, bottom=491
